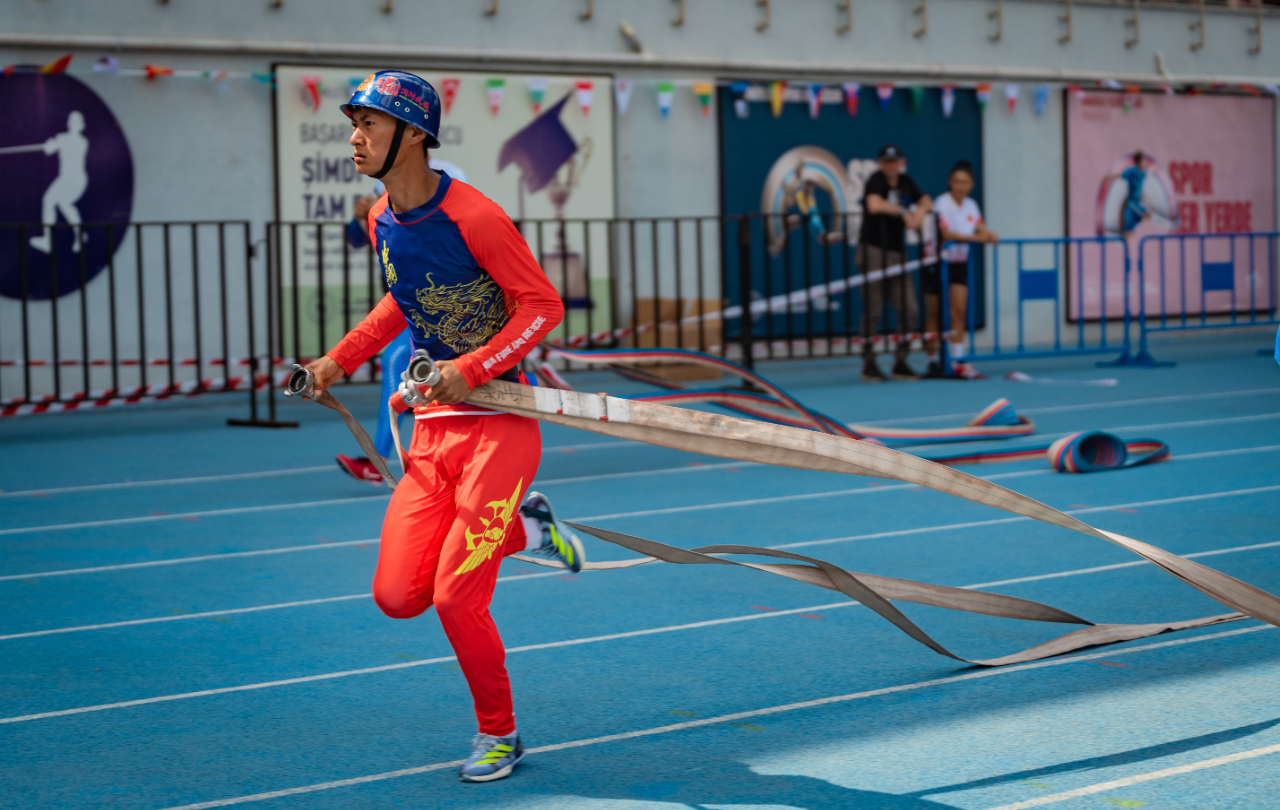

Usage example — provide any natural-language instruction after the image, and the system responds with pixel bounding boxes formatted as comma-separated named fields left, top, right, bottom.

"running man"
left=299, top=71, right=584, bottom=783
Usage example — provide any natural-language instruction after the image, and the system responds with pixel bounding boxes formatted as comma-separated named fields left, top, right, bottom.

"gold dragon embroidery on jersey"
left=381, top=241, right=397, bottom=287
left=407, top=272, right=506, bottom=354
left=455, top=478, right=523, bottom=575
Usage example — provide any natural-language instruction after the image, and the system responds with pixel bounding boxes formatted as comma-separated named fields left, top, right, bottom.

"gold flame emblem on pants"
left=455, top=478, right=523, bottom=575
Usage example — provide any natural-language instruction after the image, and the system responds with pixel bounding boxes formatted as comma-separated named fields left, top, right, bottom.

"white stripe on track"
left=0, top=466, right=334, bottom=498
left=0, top=494, right=391, bottom=537
left=153, top=625, right=1276, bottom=810
left=0, top=539, right=381, bottom=582
left=982, top=742, right=1280, bottom=810
left=6, top=525, right=1279, bottom=723
left=8, top=534, right=1280, bottom=644
left=855, top=386, right=1280, bottom=426
left=4, top=444, right=1276, bottom=581
left=0, top=570, right=561, bottom=641
left=1, top=408, right=1273, bottom=535
left=771, top=484, right=1280, bottom=550
left=0, top=442, right=632, bottom=499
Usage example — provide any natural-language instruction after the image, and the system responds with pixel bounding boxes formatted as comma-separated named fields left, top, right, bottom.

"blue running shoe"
left=520, top=491, right=585, bottom=574
left=459, top=732, right=524, bottom=782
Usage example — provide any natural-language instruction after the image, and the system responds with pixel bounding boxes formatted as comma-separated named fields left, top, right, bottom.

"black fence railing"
left=3, top=213, right=970, bottom=420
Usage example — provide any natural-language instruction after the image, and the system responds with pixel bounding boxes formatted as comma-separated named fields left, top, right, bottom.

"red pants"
left=373, top=409, right=541, bottom=736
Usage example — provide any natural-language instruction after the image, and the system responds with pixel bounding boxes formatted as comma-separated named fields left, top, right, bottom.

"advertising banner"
left=720, top=84, right=984, bottom=340
left=272, top=64, right=615, bottom=351
left=1066, top=90, right=1275, bottom=319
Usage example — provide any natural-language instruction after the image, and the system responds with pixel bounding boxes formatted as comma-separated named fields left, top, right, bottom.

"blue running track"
left=2, top=334, right=1278, bottom=810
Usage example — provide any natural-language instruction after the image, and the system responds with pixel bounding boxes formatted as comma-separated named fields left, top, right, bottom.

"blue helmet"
left=342, top=70, right=440, bottom=178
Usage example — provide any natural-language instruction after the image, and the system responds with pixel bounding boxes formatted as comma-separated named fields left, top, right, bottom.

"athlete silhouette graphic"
left=28, top=111, right=90, bottom=254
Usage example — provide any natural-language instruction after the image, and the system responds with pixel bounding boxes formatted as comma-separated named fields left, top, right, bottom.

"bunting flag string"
left=1033, top=83, right=1050, bottom=116
left=769, top=81, right=785, bottom=117
left=693, top=81, right=715, bottom=116
left=613, top=78, right=633, bottom=116
left=875, top=82, right=894, bottom=113
left=807, top=83, right=822, bottom=119
left=940, top=85, right=956, bottom=118
left=909, top=85, right=924, bottom=116
left=40, top=54, right=73, bottom=75
left=486, top=77, right=506, bottom=115
left=1004, top=83, right=1019, bottom=113
left=656, top=81, right=675, bottom=118
left=574, top=80, right=593, bottom=116
left=527, top=77, right=548, bottom=114
left=440, top=77, right=460, bottom=114
left=731, top=81, right=751, bottom=119
left=842, top=82, right=860, bottom=116
left=976, top=82, right=991, bottom=111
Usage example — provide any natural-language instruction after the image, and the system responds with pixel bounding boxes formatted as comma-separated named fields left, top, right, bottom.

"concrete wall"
left=2, top=0, right=1278, bottom=382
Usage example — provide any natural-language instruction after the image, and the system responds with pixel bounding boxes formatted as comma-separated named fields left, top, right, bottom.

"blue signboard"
left=720, top=85, right=984, bottom=341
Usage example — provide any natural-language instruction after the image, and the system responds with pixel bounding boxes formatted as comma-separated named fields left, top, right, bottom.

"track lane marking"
left=4, top=387, right=1277, bottom=499
left=3, top=444, right=1277, bottom=581
left=981, top=742, right=1280, bottom=809
left=151, top=625, right=1277, bottom=810
left=5, top=526, right=1279, bottom=720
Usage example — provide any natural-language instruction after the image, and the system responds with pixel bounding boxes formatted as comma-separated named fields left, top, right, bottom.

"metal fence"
left=5, top=216, right=1277, bottom=419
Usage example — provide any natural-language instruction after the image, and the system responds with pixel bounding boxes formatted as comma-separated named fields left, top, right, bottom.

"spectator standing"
left=858, top=144, right=932, bottom=381
left=927, top=161, right=998, bottom=378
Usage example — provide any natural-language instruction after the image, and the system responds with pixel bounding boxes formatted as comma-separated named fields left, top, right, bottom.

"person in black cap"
left=857, top=144, right=932, bottom=381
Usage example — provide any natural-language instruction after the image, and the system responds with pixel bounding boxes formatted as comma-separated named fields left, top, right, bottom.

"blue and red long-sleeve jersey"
left=328, top=172, right=563, bottom=403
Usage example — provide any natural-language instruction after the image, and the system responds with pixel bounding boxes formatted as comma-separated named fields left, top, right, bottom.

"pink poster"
left=1066, top=90, right=1275, bottom=319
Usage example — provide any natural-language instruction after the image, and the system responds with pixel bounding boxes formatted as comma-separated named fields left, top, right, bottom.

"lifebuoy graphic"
left=760, top=146, right=856, bottom=256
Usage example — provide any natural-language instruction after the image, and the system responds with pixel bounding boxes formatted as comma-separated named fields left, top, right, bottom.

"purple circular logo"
left=0, top=71, right=134, bottom=300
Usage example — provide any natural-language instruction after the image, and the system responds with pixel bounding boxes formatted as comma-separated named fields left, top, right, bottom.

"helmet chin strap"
left=371, top=119, right=407, bottom=180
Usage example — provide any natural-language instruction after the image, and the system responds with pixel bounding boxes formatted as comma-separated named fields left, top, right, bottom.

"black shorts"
left=922, top=261, right=971, bottom=294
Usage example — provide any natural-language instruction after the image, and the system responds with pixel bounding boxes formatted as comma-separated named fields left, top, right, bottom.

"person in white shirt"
left=926, top=161, right=998, bottom=377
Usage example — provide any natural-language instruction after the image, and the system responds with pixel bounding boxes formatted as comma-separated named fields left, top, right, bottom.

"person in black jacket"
left=857, top=144, right=932, bottom=381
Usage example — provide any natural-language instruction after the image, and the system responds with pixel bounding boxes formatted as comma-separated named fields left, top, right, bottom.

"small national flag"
left=40, top=54, right=73, bottom=75
left=1066, top=84, right=1086, bottom=99
left=204, top=70, right=228, bottom=83
left=807, top=83, right=822, bottom=119
left=574, top=80, right=594, bottom=116
left=1004, top=83, right=1019, bottom=113
left=769, top=81, right=784, bottom=117
left=657, top=81, right=675, bottom=118
left=528, top=77, right=548, bottom=114
left=910, top=86, right=924, bottom=115
left=1264, top=84, right=1280, bottom=96
left=1160, top=84, right=1175, bottom=96
left=842, top=82, right=860, bottom=116
left=1122, top=84, right=1140, bottom=112
left=940, top=85, right=955, bottom=118
left=93, top=56, right=119, bottom=74
left=730, top=81, right=750, bottom=119
left=1241, top=84, right=1263, bottom=97
left=1034, top=84, right=1050, bottom=116
left=693, top=81, right=714, bottom=117
left=145, top=64, right=174, bottom=80
left=486, top=77, right=506, bottom=116
left=440, top=78, right=460, bottom=114
left=976, top=83, right=991, bottom=111
left=1099, top=78, right=1122, bottom=90
left=614, top=79, right=633, bottom=116
left=876, top=83, right=894, bottom=113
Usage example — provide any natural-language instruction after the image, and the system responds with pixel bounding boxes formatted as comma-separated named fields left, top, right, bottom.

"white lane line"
left=855, top=386, right=1280, bottom=426
left=537, top=461, right=755, bottom=486
left=982, top=742, right=1280, bottom=810
left=9, top=533, right=1280, bottom=644
left=0, top=539, right=381, bottom=583
left=3, top=409, right=1275, bottom=536
left=154, top=625, right=1277, bottom=810
left=7, top=527, right=1279, bottom=723
left=0, top=466, right=334, bottom=498
left=0, top=570, right=561, bottom=641
left=5, top=448, right=1276, bottom=582
left=0, top=442, right=632, bottom=499
left=771, top=484, right=1280, bottom=550
left=0, top=494, right=392, bottom=537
